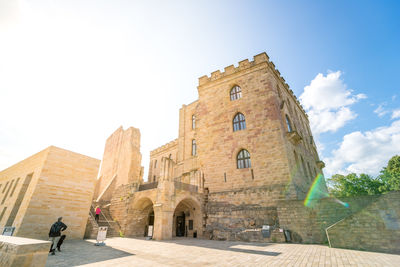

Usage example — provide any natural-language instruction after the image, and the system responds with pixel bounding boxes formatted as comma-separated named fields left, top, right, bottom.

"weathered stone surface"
left=94, top=126, right=143, bottom=202
left=0, top=235, right=50, bottom=267
left=327, top=191, right=400, bottom=254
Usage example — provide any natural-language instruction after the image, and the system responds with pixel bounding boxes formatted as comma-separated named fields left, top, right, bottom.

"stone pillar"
left=153, top=206, right=173, bottom=240
left=152, top=179, right=175, bottom=240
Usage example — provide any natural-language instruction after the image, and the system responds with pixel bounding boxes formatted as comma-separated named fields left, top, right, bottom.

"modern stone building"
left=0, top=146, right=100, bottom=240
left=92, top=52, right=327, bottom=242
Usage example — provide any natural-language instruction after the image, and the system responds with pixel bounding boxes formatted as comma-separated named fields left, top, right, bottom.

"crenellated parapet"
left=198, top=52, right=308, bottom=117
left=150, top=139, right=178, bottom=156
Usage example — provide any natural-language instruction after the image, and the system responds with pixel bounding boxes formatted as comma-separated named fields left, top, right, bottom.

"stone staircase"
left=84, top=203, right=121, bottom=239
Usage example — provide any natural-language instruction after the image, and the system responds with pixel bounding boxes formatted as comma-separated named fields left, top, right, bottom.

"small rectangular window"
left=189, top=220, right=193, bottom=230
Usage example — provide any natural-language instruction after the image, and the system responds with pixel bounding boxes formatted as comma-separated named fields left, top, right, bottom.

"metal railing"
left=91, top=204, right=112, bottom=228
left=139, top=182, right=158, bottom=191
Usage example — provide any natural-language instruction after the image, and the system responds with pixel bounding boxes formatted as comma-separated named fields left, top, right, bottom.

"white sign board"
left=97, top=226, right=108, bottom=242
left=2, top=227, right=15, bottom=236
left=262, top=225, right=270, bottom=230
left=148, top=225, right=153, bottom=237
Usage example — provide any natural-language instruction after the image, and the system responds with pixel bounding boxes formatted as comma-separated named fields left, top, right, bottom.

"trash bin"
left=261, top=225, right=271, bottom=238
left=284, top=230, right=291, bottom=242
left=193, top=231, right=197, bottom=238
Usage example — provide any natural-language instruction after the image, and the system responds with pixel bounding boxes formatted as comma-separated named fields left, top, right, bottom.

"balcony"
left=138, top=182, right=158, bottom=191
left=286, top=131, right=302, bottom=145
left=174, top=181, right=198, bottom=193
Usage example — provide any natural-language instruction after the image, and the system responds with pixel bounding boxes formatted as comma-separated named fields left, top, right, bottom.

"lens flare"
left=304, top=173, right=329, bottom=207
left=304, top=173, right=349, bottom=208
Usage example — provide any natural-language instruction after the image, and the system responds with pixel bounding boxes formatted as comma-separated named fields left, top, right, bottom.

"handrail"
left=92, top=204, right=112, bottom=228
left=325, top=217, right=347, bottom=248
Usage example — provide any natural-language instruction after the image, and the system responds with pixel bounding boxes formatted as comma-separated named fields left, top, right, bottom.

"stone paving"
left=45, top=237, right=400, bottom=267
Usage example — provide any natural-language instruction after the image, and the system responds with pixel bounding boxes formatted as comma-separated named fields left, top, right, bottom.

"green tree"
left=328, top=173, right=383, bottom=197
left=328, top=155, right=400, bottom=197
left=378, top=155, right=400, bottom=192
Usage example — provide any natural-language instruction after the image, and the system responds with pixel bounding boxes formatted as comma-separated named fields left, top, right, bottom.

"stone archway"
left=129, top=197, right=155, bottom=237
left=172, top=197, right=202, bottom=238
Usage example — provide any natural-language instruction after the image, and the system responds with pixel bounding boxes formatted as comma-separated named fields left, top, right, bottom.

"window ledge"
left=286, top=131, right=302, bottom=145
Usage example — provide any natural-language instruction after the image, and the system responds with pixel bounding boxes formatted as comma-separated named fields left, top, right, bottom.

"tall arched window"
left=192, top=115, right=196, bottom=129
left=154, top=160, right=157, bottom=169
left=285, top=115, right=293, bottom=132
left=233, top=113, right=246, bottom=131
left=307, top=162, right=313, bottom=180
left=192, top=139, right=197, bottom=156
left=237, top=149, right=251, bottom=169
left=230, top=85, right=242, bottom=101
left=301, top=156, right=307, bottom=178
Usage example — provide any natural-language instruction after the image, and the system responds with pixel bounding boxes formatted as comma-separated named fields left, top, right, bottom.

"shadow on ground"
left=45, top=240, right=134, bottom=267
left=160, top=237, right=281, bottom=256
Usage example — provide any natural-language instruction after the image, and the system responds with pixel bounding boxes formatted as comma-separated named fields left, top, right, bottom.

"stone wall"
left=0, top=146, right=100, bottom=240
left=206, top=186, right=286, bottom=242
left=95, top=126, right=142, bottom=201
left=17, top=146, right=100, bottom=240
left=277, top=195, right=383, bottom=244
left=327, top=191, right=400, bottom=254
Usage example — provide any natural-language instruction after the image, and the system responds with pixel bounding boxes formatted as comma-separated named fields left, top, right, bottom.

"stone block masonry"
left=0, top=146, right=100, bottom=240
left=0, top=234, right=51, bottom=267
left=327, top=191, right=400, bottom=254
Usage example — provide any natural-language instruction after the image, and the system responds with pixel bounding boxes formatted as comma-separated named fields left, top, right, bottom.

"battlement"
left=150, top=139, right=178, bottom=156
left=198, top=52, right=307, bottom=117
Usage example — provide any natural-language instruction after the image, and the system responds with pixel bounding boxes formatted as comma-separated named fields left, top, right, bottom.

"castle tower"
left=148, top=52, right=326, bottom=240
left=94, top=126, right=143, bottom=202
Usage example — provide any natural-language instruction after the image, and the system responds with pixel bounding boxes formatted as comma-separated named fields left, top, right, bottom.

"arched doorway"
left=173, top=197, right=202, bottom=238
left=130, top=197, right=155, bottom=237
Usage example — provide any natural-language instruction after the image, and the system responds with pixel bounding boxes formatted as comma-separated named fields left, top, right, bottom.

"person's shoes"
left=57, top=247, right=61, bottom=252
left=51, top=250, right=55, bottom=255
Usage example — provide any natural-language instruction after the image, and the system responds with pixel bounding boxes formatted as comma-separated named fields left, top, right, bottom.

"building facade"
left=95, top=52, right=327, bottom=242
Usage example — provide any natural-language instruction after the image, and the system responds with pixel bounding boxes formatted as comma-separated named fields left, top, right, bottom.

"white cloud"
left=324, top=120, right=400, bottom=177
left=392, top=109, right=400, bottom=119
left=374, top=104, right=388, bottom=117
left=300, top=71, right=365, bottom=135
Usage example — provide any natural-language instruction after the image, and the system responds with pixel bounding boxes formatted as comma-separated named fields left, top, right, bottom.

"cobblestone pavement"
left=45, top=237, right=400, bottom=267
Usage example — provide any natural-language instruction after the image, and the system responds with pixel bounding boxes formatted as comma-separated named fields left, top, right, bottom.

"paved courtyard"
left=45, top=237, right=400, bottom=267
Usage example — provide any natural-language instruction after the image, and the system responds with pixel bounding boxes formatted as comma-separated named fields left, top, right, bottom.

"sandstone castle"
left=89, top=52, right=327, bottom=241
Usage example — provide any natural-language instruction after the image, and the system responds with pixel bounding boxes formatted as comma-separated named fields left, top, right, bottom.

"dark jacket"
left=49, top=221, right=67, bottom=237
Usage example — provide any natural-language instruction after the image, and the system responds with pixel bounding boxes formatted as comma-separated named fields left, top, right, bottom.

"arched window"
left=154, top=160, right=157, bottom=169
left=237, top=149, right=251, bottom=169
left=192, top=115, right=196, bottom=129
left=285, top=115, right=293, bottom=132
left=192, top=139, right=197, bottom=156
left=169, top=154, right=172, bottom=159
left=307, top=162, right=313, bottom=180
left=230, top=85, right=242, bottom=101
left=233, top=113, right=246, bottom=131
left=301, top=156, right=307, bottom=178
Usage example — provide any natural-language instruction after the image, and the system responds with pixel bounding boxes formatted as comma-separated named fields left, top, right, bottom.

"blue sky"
left=0, top=0, right=399, bottom=179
